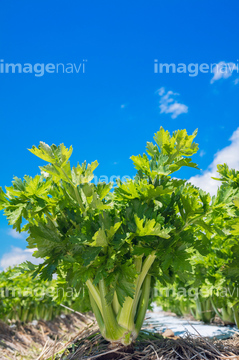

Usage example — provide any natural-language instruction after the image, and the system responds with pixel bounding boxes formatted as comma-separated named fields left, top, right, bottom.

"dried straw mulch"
left=0, top=312, right=93, bottom=360
left=52, top=327, right=239, bottom=360
left=1, top=313, right=239, bottom=360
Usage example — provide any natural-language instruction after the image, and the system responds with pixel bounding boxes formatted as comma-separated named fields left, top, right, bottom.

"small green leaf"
left=82, top=247, right=102, bottom=266
left=91, top=229, right=108, bottom=247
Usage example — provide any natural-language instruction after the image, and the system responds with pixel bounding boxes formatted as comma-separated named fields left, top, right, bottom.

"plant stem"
left=98, top=279, right=129, bottom=343
left=86, top=279, right=103, bottom=316
left=113, top=292, right=121, bottom=316
left=133, top=275, right=151, bottom=339
left=89, top=292, right=105, bottom=335
left=118, top=252, right=156, bottom=330
left=233, top=304, right=239, bottom=328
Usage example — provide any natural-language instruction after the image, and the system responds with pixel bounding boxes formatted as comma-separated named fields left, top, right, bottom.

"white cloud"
left=157, top=87, right=165, bottom=96
left=157, top=87, right=188, bottom=119
left=210, top=61, right=237, bottom=84
left=189, top=128, right=239, bottom=195
left=199, top=150, right=206, bottom=157
left=0, top=247, right=42, bottom=270
left=7, top=228, right=27, bottom=239
left=234, top=78, right=239, bottom=85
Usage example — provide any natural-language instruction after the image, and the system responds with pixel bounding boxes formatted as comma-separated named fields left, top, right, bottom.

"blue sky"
left=0, top=0, right=239, bottom=268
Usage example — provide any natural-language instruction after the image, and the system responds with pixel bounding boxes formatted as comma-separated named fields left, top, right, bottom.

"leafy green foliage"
left=131, top=127, right=199, bottom=179
left=0, top=129, right=206, bottom=298
left=156, top=164, right=239, bottom=325
left=2, top=127, right=230, bottom=343
left=0, top=266, right=81, bottom=323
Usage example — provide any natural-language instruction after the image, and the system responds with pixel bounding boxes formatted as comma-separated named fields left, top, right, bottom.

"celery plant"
left=0, top=128, right=211, bottom=345
left=0, top=266, right=76, bottom=322
left=155, top=165, right=239, bottom=326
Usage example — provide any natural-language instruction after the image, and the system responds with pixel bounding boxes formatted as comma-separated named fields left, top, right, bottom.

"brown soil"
left=56, top=329, right=239, bottom=360
left=0, top=313, right=93, bottom=360
left=1, top=315, right=239, bottom=360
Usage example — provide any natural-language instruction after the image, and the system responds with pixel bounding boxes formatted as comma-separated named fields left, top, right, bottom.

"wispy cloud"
left=210, top=61, right=237, bottom=84
left=157, top=87, right=188, bottom=119
left=189, top=128, right=239, bottom=195
left=234, top=78, right=239, bottom=85
left=0, top=247, right=42, bottom=270
left=199, top=150, right=206, bottom=157
left=7, top=228, right=27, bottom=240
